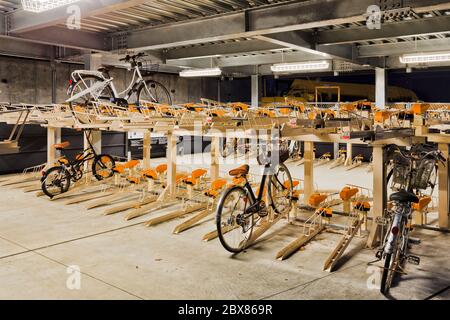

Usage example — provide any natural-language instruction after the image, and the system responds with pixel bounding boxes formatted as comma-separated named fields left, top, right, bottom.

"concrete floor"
left=0, top=156, right=448, bottom=300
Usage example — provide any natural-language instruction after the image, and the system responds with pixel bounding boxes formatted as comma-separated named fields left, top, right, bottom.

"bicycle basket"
left=411, top=158, right=436, bottom=190
left=257, top=141, right=290, bottom=166
left=391, top=154, right=411, bottom=189
left=139, top=60, right=159, bottom=76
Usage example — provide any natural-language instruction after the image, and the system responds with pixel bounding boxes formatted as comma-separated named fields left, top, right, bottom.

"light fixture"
left=22, top=0, right=81, bottom=13
left=179, top=67, right=222, bottom=78
left=271, top=61, right=331, bottom=73
left=400, top=52, right=450, bottom=64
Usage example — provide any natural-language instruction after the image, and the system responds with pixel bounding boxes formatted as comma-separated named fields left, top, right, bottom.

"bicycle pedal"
left=259, top=207, right=269, bottom=217
left=407, top=255, right=421, bottom=265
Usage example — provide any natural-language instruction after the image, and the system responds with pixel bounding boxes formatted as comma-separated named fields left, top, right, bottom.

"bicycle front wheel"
left=216, top=186, right=254, bottom=253
left=137, top=80, right=172, bottom=106
left=268, top=163, right=293, bottom=217
left=92, top=154, right=116, bottom=181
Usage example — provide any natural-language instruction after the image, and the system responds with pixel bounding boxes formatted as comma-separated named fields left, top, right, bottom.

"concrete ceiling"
left=1, top=0, right=450, bottom=75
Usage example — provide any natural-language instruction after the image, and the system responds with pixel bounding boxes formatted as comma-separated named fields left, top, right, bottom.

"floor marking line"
left=0, top=221, right=146, bottom=260
left=0, top=232, right=146, bottom=300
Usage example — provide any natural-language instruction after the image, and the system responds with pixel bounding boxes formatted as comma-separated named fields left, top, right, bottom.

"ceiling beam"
left=124, top=0, right=450, bottom=51
left=14, top=26, right=108, bottom=52
left=0, top=36, right=79, bottom=60
left=166, top=39, right=284, bottom=60
left=167, top=51, right=326, bottom=69
left=9, top=0, right=147, bottom=33
left=318, top=15, right=450, bottom=45
left=358, top=38, right=450, bottom=58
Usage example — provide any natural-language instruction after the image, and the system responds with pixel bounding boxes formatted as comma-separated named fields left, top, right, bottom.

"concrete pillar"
left=251, top=75, right=259, bottom=108
left=375, top=68, right=386, bottom=110
left=84, top=53, right=102, bottom=71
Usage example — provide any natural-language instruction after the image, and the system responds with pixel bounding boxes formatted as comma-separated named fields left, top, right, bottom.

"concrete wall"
left=0, top=55, right=252, bottom=174
left=0, top=56, right=233, bottom=104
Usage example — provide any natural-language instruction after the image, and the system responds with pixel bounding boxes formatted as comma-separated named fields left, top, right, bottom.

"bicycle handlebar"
left=388, top=144, right=446, bottom=165
left=119, top=52, right=147, bottom=63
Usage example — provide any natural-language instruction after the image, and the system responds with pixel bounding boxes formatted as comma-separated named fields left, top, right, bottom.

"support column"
left=304, top=141, right=314, bottom=204
left=210, top=136, right=220, bottom=181
left=333, top=143, right=340, bottom=160
left=47, top=127, right=57, bottom=167
left=438, top=144, right=449, bottom=229
left=167, top=132, right=177, bottom=198
left=345, top=143, right=353, bottom=166
left=143, top=131, right=152, bottom=169
left=84, top=130, right=101, bottom=173
left=84, top=53, right=102, bottom=71
left=375, top=68, right=386, bottom=110
left=367, top=145, right=387, bottom=248
left=251, top=75, right=259, bottom=108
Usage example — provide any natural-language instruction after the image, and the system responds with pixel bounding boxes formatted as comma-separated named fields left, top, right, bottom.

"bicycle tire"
left=41, top=166, right=71, bottom=199
left=268, top=163, right=293, bottom=216
left=380, top=253, right=392, bottom=294
left=136, top=80, right=172, bottom=106
left=68, top=75, right=115, bottom=124
left=216, top=186, right=254, bottom=253
left=92, top=154, right=116, bottom=181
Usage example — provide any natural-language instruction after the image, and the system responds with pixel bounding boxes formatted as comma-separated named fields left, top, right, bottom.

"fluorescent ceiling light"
left=271, top=61, right=331, bottom=73
left=179, top=67, right=222, bottom=78
left=400, top=52, right=450, bottom=64
left=22, top=0, right=81, bottom=13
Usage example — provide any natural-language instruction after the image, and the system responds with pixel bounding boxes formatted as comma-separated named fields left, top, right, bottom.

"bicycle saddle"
left=54, top=141, right=70, bottom=150
left=229, top=165, right=249, bottom=178
left=390, top=190, right=419, bottom=204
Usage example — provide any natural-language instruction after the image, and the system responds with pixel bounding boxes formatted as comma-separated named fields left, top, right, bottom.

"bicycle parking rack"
left=1, top=97, right=450, bottom=263
left=323, top=185, right=372, bottom=272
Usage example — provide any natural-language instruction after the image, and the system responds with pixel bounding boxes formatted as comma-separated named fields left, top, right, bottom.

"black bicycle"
left=41, top=131, right=116, bottom=198
left=216, top=147, right=293, bottom=253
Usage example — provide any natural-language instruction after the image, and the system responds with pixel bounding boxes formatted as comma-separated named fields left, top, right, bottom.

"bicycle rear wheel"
left=216, top=186, right=254, bottom=253
left=41, top=166, right=71, bottom=199
left=268, top=163, right=293, bottom=217
left=68, top=76, right=115, bottom=124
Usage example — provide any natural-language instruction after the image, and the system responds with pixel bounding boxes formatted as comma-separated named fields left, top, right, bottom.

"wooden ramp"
left=103, top=195, right=158, bottom=216
left=276, top=225, right=325, bottom=261
left=323, top=218, right=364, bottom=272
left=173, top=208, right=212, bottom=234
left=145, top=203, right=206, bottom=227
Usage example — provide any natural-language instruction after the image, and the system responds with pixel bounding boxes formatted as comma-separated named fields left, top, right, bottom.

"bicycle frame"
left=242, top=164, right=283, bottom=217
left=67, top=63, right=156, bottom=104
